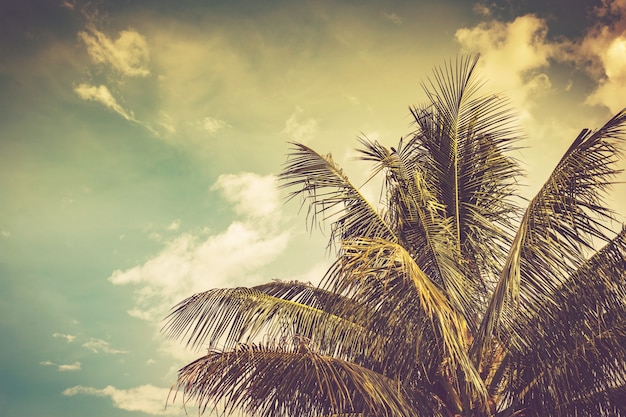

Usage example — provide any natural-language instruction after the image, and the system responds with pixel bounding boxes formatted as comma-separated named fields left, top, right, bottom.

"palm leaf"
left=162, top=283, right=385, bottom=362
left=279, top=142, right=396, bottom=249
left=471, top=109, right=626, bottom=364
left=494, top=227, right=626, bottom=415
left=324, top=237, right=488, bottom=411
left=170, top=339, right=440, bottom=417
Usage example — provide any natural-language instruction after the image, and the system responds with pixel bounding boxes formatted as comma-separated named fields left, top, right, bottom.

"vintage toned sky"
left=1, top=0, right=625, bottom=416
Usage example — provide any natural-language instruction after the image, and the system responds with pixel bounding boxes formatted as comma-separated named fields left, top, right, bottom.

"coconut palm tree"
left=164, top=55, right=626, bottom=417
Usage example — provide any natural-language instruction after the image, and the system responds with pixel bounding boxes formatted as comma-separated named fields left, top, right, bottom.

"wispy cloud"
left=63, top=385, right=179, bottom=415
left=78, top=26, right=150, bottom=77
left=58, top=362, right=82, bottom=372
left=74, top=83, right=135, bottom=121
left=82, top=338, right=129, bottom=355
left=167, top=219, right=181, bottom=231
left=212, top=172, right=280, bottom=219
left=202, top=116, right=229, bottom=134
left=282, top=107, right=317, bottom=144
left=53, top=332, right=76, bottom=343
left=383, top=12, right=402, bottom=25
left=40, top=360, right=82, bottom=372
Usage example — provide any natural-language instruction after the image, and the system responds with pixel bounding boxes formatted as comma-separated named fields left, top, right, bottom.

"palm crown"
left=164, top=55, right=626, bottom=417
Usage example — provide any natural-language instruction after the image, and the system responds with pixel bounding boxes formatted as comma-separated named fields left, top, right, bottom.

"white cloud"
left=585, top=34, right=626, bottom=113
left=282, top=107, right=317, bottom=144
left=40, top=360, right=55, bottom=366
left=62, top=385, right=180, bottom=415
left=455, top=15, right=558, bottom=110
left=109, top=222, right=290, bottom=322
left=212, top=172, right=280, bottom=219
left=202, top=116, right=229, bottom=134
left=74, top=83, right=135, bottom=121
left=79, top=26, right=150, bottom=77
left=53, top=332, right=76, bottom=343
left=82, top=338, right=129, bottom=354
left=58, top=362, right=82, bottom=372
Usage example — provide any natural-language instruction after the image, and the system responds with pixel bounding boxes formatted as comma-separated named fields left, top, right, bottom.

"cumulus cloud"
left=585, top=35, right=626, bottom=113
left=79, top=26, right=150, bottom=77
left=212, top=172, right=280, bottom=219
left=62, top=385, right=179, bottom=415
left=282, top=107, right=317, bottom=144
left=455, top=15, right=559, bottom=109
left=82, top=338, right=129, bottom=354
left=74, top=83, right=135, bottom=121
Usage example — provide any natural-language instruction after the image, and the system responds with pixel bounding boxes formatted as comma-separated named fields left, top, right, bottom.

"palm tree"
left=164, top=55, right=626, bottom=417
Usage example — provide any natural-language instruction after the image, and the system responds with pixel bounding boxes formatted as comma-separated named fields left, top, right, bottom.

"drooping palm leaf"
left=472, top=109, right=626, bottom=365
left=170, top=339, right=440, bottom=417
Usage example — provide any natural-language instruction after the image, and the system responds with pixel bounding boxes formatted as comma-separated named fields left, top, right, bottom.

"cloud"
left=40, top=360, right=82, bottom=372
left=74, top=83, right=135, bottom=121
left=109, top=222, right=290, bottom=322
left=585, top=34, right=626, bottom=113
left=167, top=219, right=181, bottom=231
left=78, top=26, right=150, bottom=77
left=53, top=332, right=76, bottom=343
left=455, top=15, right=559, bottom=110
left=58, top=362, right=82, bottom=372
left=202, top=116, right=229, bottom=134
left=1, top=230, right=10, bottom=238
left=383, top=12, right=402, bottom=25
left=282, top=107, right=318, bottom=144
left=82, top=338, right=129, bottom=354
left=211, top=172, right=280, bottom=219
left=62, top=385, right=179, bottom=415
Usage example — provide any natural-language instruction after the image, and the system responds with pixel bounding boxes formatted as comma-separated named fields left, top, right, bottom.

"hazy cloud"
left=82, top=338, right=129, bottom=354
left=79, top=26, right=150, bottom=77
left=383, top=12, right=402, bottom=25
left=167, top=219, right=181, bottom=231
left=202, top=116, right=229, bottom=134
left=282, top=107, right=317, bottom=144
left=62, top=385, right=179, bottom=415
left=212, top=172, right=280, bottom=219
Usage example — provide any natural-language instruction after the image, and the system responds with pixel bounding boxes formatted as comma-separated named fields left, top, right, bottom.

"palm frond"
left=495, top=227, right=626, bottom=416
left=279, top=142, right=396, bottom=249
left=170, top=339, right=440, bottom=417
left=356, top=137, right=476, bottom=326
left=472, top=109, right=626, bottom=364
left=162, top=283, right=382, bottom=362
left=324, top=237, right=488, bottom=410
left=409, top=54, right=523, bottom=289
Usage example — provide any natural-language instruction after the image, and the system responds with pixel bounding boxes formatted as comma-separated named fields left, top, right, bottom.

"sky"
left=0, top=0, right=625, bottom=416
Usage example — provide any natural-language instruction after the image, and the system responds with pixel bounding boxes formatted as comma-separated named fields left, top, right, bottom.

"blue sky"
left=1, top=0, right=625, bottom=416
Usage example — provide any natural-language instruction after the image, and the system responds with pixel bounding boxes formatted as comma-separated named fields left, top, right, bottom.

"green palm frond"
left=472, top=109, right=626, bottom=364
left=170, top=339, right=439, bottom=417
left=279, top=142, right=396, bottom=248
